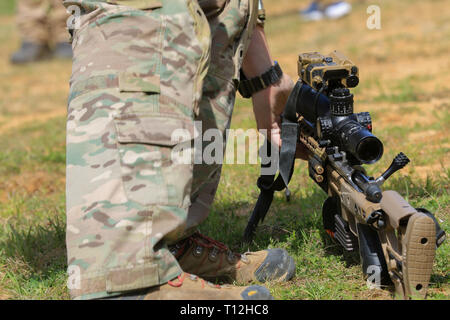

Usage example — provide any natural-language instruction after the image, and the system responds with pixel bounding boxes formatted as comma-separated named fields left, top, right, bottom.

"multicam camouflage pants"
left=64, top=0, right=258, bottom=299
left=17, top=0, right=69, bottom=44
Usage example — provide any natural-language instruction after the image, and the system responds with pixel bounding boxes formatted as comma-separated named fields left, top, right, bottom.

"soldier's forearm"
left=242, top=26, right=294, bottom=144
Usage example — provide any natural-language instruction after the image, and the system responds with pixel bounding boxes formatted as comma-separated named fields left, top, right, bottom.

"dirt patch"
left=409, top=130, right=439, bottom=143
left=409, top=163, right=448, bottom=180
left=0, top=171, right=65, bottom=203
left=378, top=109, right=432, bottom=129
left=0, top=287, right=11, bottom=300
left=370, top=99, right=449, bottom=130
left=0, top=108, right=66, bottom=135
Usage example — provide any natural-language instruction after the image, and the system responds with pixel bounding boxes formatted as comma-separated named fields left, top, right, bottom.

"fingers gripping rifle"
left=244, top=51, right=446, bottom=299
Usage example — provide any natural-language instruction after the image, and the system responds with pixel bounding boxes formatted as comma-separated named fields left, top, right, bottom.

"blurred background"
left=0, top=0, right=448, bottom=300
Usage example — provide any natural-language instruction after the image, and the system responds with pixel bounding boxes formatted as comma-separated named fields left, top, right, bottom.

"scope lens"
left=339, top=121, right=384, bottom=164
left=356, top=136, right=383, bottom=164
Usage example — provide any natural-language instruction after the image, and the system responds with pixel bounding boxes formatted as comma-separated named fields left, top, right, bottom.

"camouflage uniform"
left=17, top=0, right=69, bottom=44
left=64, top=0, right=258, bottom=299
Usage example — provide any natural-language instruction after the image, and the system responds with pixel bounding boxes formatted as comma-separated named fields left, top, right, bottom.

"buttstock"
left=379, top=190, right=438, bottom=299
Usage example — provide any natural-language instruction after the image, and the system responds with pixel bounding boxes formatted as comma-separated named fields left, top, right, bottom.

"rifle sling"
left=243, top=81, right=302, bottom=242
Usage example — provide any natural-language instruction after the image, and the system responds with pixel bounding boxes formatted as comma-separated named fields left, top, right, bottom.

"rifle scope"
left=295, top=83, right=384, bottom=164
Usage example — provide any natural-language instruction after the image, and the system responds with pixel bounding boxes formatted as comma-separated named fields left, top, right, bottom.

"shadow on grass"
left=319, top=232, right=360, bottom=268
left=201, top=184, right=330, bottom=251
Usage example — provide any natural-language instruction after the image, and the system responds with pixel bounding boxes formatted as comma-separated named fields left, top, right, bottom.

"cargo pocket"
left=106, top=0, right=162, bottom=10
left=114, top=111, right=195, bottom=208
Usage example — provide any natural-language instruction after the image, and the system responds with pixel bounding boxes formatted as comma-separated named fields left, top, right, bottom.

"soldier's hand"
left=242, top=26, right=309, bottom=160
left=251, top=72, right=310, bottom=161
left=250, top=72, right=291, bottom=149
left=270, top=72, right=294, bottom=116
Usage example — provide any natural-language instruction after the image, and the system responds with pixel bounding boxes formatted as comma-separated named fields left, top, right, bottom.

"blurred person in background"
left=10, top=0, right=72, bottom=64
left=300, top=1, right=352, bottom=21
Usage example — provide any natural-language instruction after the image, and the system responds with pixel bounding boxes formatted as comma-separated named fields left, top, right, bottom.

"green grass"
left=0, top=210, right=68, bottom=299
left=373, top=77, right=421, bottom=103
left=0, top=0, right=15, bottom=16
left=0, top=117, right=66, bottom=177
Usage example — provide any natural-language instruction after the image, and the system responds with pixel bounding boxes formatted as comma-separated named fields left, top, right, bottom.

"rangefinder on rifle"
left=244, top=51, right=446, bottom=299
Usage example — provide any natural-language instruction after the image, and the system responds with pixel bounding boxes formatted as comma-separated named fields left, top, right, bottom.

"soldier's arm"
left=242, top=26, right=308, bottom=159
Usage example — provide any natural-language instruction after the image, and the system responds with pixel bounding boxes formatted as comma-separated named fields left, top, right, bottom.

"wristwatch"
left=238, top=61, right=283, bottom=98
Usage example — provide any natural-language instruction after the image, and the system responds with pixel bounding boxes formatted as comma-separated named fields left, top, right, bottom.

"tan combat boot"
left=169, top=232, right=296, bottom=283
left=104, top=272, right=274, bottom=300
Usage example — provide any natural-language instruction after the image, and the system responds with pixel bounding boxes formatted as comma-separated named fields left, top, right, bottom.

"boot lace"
left=171, top=231, right=242, bottom=263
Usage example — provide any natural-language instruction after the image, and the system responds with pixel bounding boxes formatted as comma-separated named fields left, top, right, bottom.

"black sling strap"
left=243, top=81, right=303, bottom=243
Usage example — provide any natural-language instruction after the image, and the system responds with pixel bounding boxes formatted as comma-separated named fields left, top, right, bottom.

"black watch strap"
left=238, top=62, right=283, bottom=98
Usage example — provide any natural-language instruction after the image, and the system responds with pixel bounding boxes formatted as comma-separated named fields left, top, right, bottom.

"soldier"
left=64, top=0, right=306, bottom=300
left=11, top=0, right=72, bottom=64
